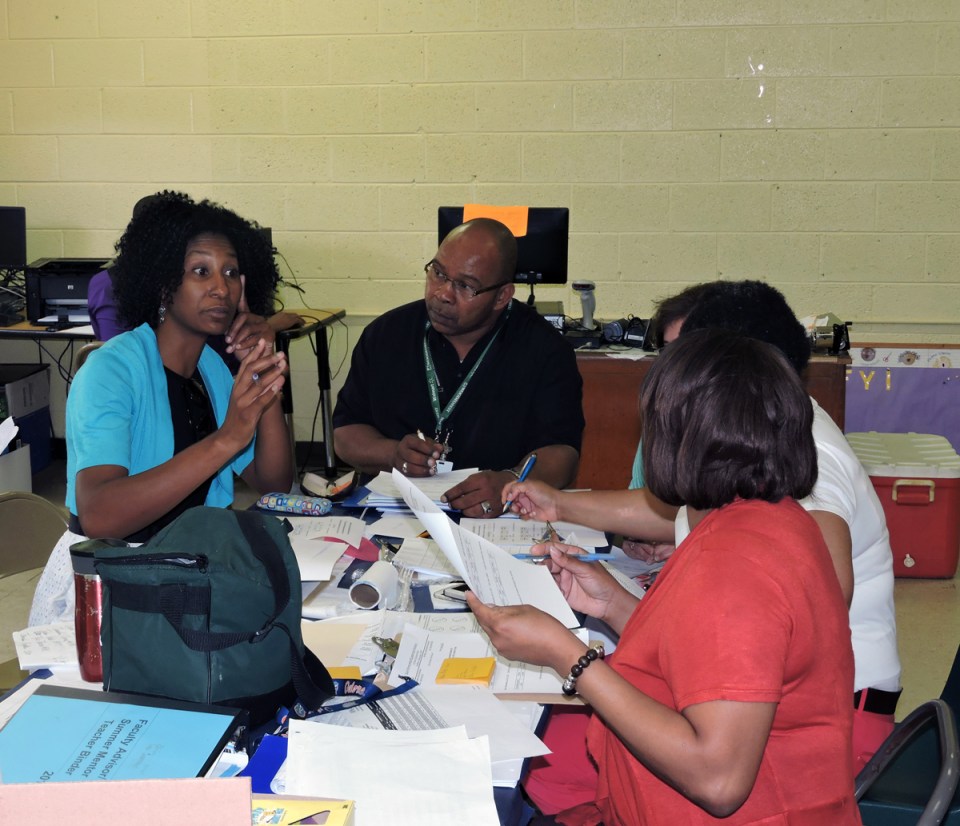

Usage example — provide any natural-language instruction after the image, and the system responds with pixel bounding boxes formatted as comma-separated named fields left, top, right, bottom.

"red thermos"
left=70, top=547, right=103, bottom=683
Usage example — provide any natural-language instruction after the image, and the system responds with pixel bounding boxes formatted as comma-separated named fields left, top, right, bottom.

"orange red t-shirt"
left=572, top=498, right=861, bottom=826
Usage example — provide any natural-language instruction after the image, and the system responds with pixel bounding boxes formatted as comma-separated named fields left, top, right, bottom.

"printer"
left=25, top=258, right=111, bottom=324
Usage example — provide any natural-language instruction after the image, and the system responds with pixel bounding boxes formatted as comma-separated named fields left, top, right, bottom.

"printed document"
left=392, top=470, right=578, bottom=628
left=388, top=621, right=585, bottom=694
left=459, top=517, right=608, bottom=549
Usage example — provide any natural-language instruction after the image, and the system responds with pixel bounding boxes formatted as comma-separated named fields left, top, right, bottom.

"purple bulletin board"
left=844, top=347, right=960, bottom=453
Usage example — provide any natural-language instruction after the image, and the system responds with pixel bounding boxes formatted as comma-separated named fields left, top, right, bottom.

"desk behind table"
left=574, top=350, right=851, bottom=490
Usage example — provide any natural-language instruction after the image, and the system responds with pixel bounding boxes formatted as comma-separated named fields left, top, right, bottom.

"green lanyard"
left=422, top=304, right=510, bottom=439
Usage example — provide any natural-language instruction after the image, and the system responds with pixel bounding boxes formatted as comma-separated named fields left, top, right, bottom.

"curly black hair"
left=680, top=280, right=811, bottom=375
left=110, top=191, right=280, bottom=329
left=648, top=282, right=714, bottom=349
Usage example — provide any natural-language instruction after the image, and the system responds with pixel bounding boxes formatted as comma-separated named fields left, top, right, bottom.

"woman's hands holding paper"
left=543, top=545, right=640, bottom=636
left=465, top=592, right=584, bottom=673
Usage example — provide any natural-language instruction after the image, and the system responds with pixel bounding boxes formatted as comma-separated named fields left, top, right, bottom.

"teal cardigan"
left=66, top=323, right=253, bottom=515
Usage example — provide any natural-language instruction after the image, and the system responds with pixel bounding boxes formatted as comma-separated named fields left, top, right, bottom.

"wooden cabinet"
left=573, top=351, right=850, bottom=490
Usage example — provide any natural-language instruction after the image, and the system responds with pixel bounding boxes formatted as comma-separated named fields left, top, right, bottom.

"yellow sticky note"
left=327, top=666, right=363, bottom=680
left=435, top=657, right=496, bottom=686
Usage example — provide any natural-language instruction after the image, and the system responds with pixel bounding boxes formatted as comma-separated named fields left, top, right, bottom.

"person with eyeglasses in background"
left=333, top=217, right=584, bottom=517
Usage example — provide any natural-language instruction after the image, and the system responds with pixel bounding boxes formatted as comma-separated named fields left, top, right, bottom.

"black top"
left=333, top=299, right=585, bottom=472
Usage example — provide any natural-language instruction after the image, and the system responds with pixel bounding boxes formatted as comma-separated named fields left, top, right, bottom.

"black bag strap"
left=277, top=622, right=336, bottom=711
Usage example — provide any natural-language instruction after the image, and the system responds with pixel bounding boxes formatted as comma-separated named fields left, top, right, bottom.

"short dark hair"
left=649, top=282, right=713, bottom=349
left=450, top=217, right=518, bottom=284
left=642, top=328, right=817, bottom=510
left=680, top=280, right=811, bottom=375
left=111, top=190, right=280, bottom=329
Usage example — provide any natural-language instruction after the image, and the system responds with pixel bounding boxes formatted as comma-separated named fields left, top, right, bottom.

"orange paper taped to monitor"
left=463, top=204, right=529, bottom=236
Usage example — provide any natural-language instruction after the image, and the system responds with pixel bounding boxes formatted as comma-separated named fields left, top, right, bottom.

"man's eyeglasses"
left=424, top=261, right=508, bottom=301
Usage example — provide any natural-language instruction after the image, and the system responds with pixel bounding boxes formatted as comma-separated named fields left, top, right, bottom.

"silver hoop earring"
left=158, top=304, right=166, bottom=324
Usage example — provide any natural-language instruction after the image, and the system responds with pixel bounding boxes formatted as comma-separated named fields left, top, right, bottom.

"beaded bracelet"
left=561, top=642, right=606, bottom=696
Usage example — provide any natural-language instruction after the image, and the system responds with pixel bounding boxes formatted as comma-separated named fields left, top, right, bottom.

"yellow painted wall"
left=2, top=1, right=959, bottom=438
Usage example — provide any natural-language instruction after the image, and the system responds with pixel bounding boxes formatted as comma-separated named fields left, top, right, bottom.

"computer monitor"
left=437, top=206, right=569, bottom=286
left=0, top=206, right=27, bottom=270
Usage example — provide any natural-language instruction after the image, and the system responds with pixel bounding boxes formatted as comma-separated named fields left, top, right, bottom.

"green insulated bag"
left=82, top=506, right=334, bottom=726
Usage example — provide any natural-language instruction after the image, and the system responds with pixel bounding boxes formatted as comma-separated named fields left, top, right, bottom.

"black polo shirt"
left=333, top=299, right=584, bottom=472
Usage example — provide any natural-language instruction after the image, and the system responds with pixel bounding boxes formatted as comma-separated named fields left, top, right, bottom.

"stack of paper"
left=285, top=723, right=500, bottom=825
left=359, top=469, right=479, bottom=512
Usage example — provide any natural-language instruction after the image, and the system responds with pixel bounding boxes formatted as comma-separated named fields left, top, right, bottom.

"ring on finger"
left=251, top=371, right=261, bottom=385
left=480, top=500, right=492, bottom=515
left=402, top=461, right=409, bottom=474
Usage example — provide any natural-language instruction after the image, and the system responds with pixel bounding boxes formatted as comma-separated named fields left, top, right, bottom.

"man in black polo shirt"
left=333, top=217, right=584, bottom=518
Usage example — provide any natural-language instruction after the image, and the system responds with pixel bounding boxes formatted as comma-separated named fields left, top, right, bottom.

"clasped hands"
left=223, top=275, right=303, bottom=363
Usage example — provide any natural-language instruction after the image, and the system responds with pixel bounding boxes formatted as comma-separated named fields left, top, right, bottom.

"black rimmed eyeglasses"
left=424, top=261, right=509, bottom=301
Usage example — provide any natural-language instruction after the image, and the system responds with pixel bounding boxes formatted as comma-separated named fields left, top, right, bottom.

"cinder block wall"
left=2, top=1, right=959, bottom=440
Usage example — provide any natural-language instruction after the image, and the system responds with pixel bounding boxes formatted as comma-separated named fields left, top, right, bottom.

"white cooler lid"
left=845, top=431, right=960, bottom=479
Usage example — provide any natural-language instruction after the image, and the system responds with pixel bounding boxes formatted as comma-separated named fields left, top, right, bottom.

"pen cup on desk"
left=70, top=547, right=103, bottom=683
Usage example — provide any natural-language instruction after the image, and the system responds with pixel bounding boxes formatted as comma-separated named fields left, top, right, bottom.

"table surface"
left=0, top=318, right=95, bottom=340
left=0, top=308, right=346, bottom=341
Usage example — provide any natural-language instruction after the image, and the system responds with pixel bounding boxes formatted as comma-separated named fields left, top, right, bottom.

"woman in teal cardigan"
left=30, top=191, right=292, bottom=625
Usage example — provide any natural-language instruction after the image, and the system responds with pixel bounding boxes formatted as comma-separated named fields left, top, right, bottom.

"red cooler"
left=846, top=432, right=960, bottom=579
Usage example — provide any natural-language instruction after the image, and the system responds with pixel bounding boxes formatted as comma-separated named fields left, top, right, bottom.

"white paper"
left=389, top=622, right=580, bottom=695
left=283, top=514, right=366, bottom=548
left=12, top=622, right=78, bottom=669
left=312, top=684, right=547, bottom=765
left=366, top=513, right=427, bottom=539
left=392, top=470, right=579, bottom=629
left=0, top=416, right=18, bottom=454
left=366, top=468, right=479, bottom=503
left=340, top=611, right=485, bottom=675
left=300, top=556, right=357, bottom=618
left=286, top=723, right=499, bottom=826
left=493, top=701, right=547, bottom=787
left=290, top=538, right=348, bottom=581
left=392, top=537, right=460, bottom=578
left=459, top=517, right=608, bottom=549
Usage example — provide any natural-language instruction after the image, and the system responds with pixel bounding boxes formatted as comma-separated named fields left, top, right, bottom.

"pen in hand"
left=513, top=552, right=607, bottom=563
left=502, top=452, right=537, bottom=514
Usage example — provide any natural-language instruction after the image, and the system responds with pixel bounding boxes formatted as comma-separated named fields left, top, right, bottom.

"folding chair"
left=856, top=643, right=960, bottom=826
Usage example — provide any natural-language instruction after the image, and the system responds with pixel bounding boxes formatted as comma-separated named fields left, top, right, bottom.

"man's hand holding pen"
left=394, top=431, right=443, bottom=477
